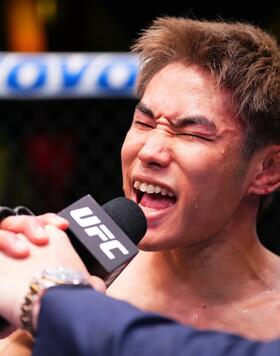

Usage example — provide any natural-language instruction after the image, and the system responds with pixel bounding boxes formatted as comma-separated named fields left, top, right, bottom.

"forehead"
left=141, top=63, right=239, bottom=130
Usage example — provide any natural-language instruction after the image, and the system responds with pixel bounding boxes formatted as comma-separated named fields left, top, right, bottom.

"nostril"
left=148, top=161, right=163, bottom=168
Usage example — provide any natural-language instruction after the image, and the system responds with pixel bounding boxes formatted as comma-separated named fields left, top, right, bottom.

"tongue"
left=140, top=193, right=176, bottom=210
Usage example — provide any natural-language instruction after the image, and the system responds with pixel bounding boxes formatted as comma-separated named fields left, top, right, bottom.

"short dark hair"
left=131, top=17, right=280, bottom=159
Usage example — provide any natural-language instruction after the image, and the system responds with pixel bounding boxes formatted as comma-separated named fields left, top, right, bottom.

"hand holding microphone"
left=0, top=195, right=147, bottom=283
left=58, top=194, right=147, bottom=286
left=0, top=195, right=147, bottom=332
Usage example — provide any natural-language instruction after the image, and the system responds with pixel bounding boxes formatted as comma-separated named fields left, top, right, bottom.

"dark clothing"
left=33, top=286, right=280, bottom=356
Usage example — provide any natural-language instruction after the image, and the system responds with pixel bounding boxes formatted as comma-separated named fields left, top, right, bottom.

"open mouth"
left=134, top=181, right=177, bottom=210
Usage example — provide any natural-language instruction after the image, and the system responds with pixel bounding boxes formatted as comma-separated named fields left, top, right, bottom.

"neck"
left=143, top=202, right=280, bottom=305
left=147, top=240, right=274, bottom=303
left=109, top=197, right=280, bottom=308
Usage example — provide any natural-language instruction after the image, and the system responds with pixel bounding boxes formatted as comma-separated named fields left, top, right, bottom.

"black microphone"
left=58, top=194, right=147, bottom=286
left=0, top=195, right=147, bottom=332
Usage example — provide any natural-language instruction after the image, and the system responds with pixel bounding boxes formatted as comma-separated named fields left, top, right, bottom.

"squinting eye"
left=178, top=133, right=211, bottom=141
left=134, top=120, right=153, bottom=129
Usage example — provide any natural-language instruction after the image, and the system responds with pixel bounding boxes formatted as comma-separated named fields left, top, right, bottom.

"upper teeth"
left=134, top=181, right=174, bottom=197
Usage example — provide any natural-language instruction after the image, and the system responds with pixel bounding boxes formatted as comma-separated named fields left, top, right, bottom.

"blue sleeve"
left=33, top=286, right=280, bottom=356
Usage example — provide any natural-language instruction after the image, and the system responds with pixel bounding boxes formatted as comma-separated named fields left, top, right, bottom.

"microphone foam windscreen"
left=102, top=197, right=147, bottom=245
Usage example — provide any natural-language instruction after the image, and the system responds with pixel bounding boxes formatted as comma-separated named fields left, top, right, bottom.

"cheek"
left=175, top=147, right=243, bottom=208
left=121, top=130, right=142, bottom=188
left=176, top=148, right=221, bottom=184
left=121, top=132, right=135, bottom=170
left=121, top=129, right=144, bottom=167
left=176, top=143, right=234, bottom=181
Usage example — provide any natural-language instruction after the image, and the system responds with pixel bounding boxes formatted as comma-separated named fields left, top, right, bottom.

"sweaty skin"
left=108, top=63, right=280, bottom=341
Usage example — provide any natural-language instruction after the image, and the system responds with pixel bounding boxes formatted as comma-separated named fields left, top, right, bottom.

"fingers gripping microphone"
left=0, top=196, right=147, bottom=332
left=58, top=195, right=147, bottom=286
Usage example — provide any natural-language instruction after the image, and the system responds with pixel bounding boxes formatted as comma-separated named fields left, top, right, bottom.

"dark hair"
left=131, top=17, right=280, bottom=159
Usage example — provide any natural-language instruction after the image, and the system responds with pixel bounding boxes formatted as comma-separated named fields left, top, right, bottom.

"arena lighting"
left=6, top=0, right=46, bottom=52
left=0, top=53, right=139, bottom=99
left=36, top=0, right=57, bottom=23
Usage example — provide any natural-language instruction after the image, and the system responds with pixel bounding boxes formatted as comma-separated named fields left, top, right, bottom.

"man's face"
left=121, top=63, right=251, bottom=250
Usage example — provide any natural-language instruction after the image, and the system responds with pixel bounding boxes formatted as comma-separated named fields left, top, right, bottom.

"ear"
left=248, top=146, right=280, bottom=195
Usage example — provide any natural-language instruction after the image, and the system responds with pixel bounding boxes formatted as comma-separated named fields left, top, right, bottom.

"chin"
left=137, top=234, right=159, bottom=251
left=137, top=236, right=176, bottom=252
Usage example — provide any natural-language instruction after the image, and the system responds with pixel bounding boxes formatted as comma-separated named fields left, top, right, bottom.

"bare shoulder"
left=232, top=287, right=280, bottom=340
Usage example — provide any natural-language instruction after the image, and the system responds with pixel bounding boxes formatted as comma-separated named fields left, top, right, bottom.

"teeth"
left=154, top=186, right=161, bottom=194
left=134, top=181, right=140, bottom=189
left=133, top=180, right=174, bottom=197
left=140, top=183, right=147, bottom=192
left=146, top=184, right=155, bottom=194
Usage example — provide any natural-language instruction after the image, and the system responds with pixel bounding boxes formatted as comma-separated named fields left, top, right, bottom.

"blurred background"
left=0, top=0, right=279, bottom=252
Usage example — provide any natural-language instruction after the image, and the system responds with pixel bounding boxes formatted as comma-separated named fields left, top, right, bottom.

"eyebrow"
left=135, top=102, right=217, bottom=133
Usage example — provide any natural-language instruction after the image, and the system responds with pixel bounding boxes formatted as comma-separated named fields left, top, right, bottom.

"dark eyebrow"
left=135, top=102, right=154, bottom=118
left=172, top=116, right=217, bottom=133
left=135, top=101, right=217, bottom=133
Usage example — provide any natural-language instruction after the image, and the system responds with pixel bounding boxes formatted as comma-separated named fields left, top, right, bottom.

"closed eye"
left=178, top=133, right=212, bottom=141
left=134, top=120, right=154, bottom=129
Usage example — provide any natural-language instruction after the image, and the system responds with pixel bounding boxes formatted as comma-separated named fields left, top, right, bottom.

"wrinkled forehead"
left=141, top=63, right=242, bottom=131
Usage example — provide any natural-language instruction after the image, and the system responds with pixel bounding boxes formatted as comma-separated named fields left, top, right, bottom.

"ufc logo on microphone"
left=70, top=207, right=129, bottom=260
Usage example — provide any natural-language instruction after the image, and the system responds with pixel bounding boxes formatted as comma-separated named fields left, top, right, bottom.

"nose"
left=137, top=130, right=172, bottom=169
